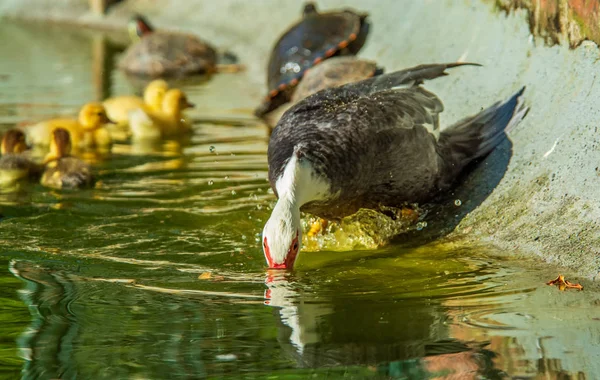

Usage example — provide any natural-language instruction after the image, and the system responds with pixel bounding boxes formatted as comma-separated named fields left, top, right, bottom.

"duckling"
left=26, top=103, right=113, bottom=148
left=103, top=79, right=169, bottom=126
left=128, top=88, right=194, bottom=139
left=0, top=129, right=41, bottom=186
left=41, top=128, right=94, bottom=189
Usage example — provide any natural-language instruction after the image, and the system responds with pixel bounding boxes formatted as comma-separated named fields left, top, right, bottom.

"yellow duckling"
left=41, top=128, right=94, bottom=189
left=103, top=79, right=169, bottom=126
left=0, top=129, right=41, bottom=186
left=128, top=88, right=195, bottom=139
left=26, top=103, right=113, bottom=148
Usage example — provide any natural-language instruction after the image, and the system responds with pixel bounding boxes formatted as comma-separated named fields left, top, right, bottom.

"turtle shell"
left=119, top=32, right=218, bottom=78
left=255, top=4, right=369, bottom=117
left=291, top=57, right=381, bottom=102
left=262, top=57, right=382, bottom=130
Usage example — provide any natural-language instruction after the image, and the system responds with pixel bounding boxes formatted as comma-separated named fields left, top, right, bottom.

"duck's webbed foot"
left=215, top=64, right=246, bottom=73
left=307, top=218, right=328, bottom=237
left=380, top=205, right=420, bottom=223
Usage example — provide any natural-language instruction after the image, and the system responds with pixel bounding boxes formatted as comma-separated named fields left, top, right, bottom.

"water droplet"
left=241, top=235, right=247, bottom=240
left=252, top=194, right=258, bottom=201
left=208, top=180, right=214, bottom=185
left=256, top=204, right=262, bottom=210
left=224, top=175, right=229, bottom=180
left=231, top=190, right=237, bottom=195
left=416, top=221, right=428, bottom=231
left=209, top=146, right=216, bottom=153
left=454, top=199, right=462, bottom=206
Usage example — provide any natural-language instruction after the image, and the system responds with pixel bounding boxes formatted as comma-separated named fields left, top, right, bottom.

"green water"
left=0, top=20, right=599, bottom=379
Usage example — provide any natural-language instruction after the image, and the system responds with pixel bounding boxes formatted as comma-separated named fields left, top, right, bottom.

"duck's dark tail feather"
left=356, top=62, right=481, bottom=94
left=437, top=87, right=528, bottom=186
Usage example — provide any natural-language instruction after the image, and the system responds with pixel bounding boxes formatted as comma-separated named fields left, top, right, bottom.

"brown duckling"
left=0, top=129, right=41, bottom=186
left=41, top=128, right=94, bottom=189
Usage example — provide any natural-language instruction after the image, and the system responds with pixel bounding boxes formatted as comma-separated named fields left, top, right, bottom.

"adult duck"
left=119, top=15, right=242, bottom=77
left=261, top=63, right=528, bottom=269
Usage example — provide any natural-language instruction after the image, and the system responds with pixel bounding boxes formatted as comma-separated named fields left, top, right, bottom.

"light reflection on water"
left=0, top=20, right=598, bottom=380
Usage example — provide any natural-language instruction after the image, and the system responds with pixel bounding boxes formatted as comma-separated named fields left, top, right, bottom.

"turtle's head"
left=262, top=198, right=302, bottom=270
left=162, top=89, right=195, bottom=115
left=1, top=130, right=27, bottom=155
left=303, top=2, right=318, bottom=16
left=79, top=103, right=114, bottom=130
left=129, top=14, right=154, bottom=41
left=143, top=79, right=169, bottom=111
left=45, top=128, right=72, bottom=163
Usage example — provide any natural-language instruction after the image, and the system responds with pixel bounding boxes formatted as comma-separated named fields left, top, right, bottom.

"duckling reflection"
left=103, top=79, right=168, bottom=127
left=41, top=128, right=95, bottom=189
left=128, top=88, right=195, bottom=139
left=25, top=102, right=114, bottom=148
left=0, top=129, right=41, bottom=187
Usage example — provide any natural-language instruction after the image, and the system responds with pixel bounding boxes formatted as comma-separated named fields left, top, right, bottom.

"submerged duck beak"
left=263, top=233, right=299, bottom=270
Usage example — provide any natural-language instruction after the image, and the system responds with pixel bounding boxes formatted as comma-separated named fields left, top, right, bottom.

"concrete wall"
left=1, top=0, right=599, bottom=279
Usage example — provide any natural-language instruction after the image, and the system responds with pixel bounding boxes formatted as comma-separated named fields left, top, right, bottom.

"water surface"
left=0, top=20, right=599, bottom=379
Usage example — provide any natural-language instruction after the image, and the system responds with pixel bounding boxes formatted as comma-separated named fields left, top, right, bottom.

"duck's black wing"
left=268, top=64, right=473, bottom=199
left=268, top=63, right=527, bottom=219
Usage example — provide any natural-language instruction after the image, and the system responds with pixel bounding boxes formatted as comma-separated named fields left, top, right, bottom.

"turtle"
left=291, top=56, right=382, bottom=102
left=263, top=57, right=384, bottom=129
left=118, top=15, right=241, bottom=78
left=254, top=2, right=370, bottom=118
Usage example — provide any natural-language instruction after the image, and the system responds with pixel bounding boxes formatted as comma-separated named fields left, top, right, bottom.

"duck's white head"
left=262, top=199, right=301, bottom=269
left=262, top=153, right=330, bottom=270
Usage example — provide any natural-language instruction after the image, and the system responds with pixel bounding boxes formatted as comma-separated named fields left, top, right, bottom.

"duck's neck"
left=272, top=192, right=301, bottom=229
left=275, top=153, right=330, bottom=207
left=44, top=145, right=68, bottom=164
left=44, top=152, right=62, bottom=164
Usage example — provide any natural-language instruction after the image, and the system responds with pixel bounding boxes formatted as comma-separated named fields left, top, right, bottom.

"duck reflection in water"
left=263, top=271, right=506, bottom=378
